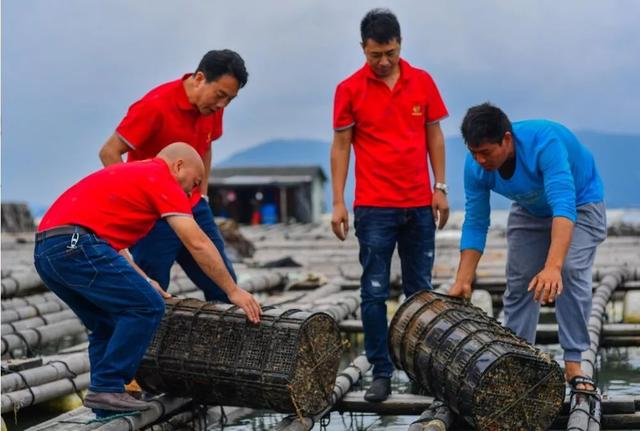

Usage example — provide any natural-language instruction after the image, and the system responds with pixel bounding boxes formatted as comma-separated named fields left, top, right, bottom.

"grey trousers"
left=503, top=202, right=607, bottom=362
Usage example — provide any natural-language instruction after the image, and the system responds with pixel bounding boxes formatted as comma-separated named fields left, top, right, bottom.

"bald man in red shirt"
left=98, top=50, right=246, bottom=304
left=36, top=143, right=261, bottom=414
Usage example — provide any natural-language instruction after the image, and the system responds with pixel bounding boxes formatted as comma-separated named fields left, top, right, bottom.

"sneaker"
left=364, top=377, right=391, bottom=402
left=84, top=390, right=152, bottom=412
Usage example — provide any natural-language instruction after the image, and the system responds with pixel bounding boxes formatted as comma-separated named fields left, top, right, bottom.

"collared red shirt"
left=333, top=58, right=448, bottom=207
left=39, top=158, right=193, bottom=250
left=115, top=74, right=223, bottom=205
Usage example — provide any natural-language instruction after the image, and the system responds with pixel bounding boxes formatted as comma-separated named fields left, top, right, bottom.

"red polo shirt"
left=115, top=74, right=223, bottom=205
left=333, top=59, right=448, bottom=207
left=39, top=159, right=192, bottom=251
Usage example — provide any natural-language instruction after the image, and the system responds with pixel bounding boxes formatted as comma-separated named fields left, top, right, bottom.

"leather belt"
left=35, top=225, right=93, bottom=242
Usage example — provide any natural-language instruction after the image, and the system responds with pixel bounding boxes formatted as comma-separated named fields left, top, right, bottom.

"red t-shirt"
left=333, top=59, right=448, bottom=208
left=39, top=158, right=192, bottom=250
left=116, top=74, right=223, bottom=205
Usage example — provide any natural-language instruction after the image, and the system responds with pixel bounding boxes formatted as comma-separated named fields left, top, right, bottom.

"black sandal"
left=568, top=375, right=598, bottom=396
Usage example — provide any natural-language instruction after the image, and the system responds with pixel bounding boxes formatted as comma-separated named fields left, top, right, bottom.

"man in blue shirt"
left=448, top=103, right=606, bottom=393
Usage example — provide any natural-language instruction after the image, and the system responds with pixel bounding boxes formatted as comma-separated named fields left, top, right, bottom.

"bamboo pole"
left=2, top=301, right=67, bottom=324
left=1, top=352, right=89, bottom=393
left=566, top=268, right=630, bottom=431
left=2, top=310, right=77, bottom=334
left=275, top=355, right=371, bottom=431
left=1, top=372, right=88, bottom=414
left=1, top=270, right=44, bottom=298
left=1, top=291, right=61, bottom=311
left=1, top=320, right=87, bottom=357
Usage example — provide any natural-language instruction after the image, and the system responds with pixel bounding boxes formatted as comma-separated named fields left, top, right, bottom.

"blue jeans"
left=354, top=206, right=436, bottom=378
left=34, top=231, right=165, bottom=393
left=130, top=198, right=236, bottom=302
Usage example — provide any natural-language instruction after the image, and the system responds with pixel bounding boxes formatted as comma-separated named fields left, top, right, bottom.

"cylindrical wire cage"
left=389, top=290, right=564, bottom=430
left=137, top=297, right=344, bottom=416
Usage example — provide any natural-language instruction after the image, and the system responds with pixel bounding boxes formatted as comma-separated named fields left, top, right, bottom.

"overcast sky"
left=2, top=1, right=639, bottom=206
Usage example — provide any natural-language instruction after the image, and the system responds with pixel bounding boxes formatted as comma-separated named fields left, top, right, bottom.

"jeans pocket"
left=354, top=206, right=371, bottom=231
left=46, top=246, right=98, bottom=289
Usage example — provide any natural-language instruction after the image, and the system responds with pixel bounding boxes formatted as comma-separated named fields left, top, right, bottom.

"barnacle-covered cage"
left=137, top=297, right=344, bottom=416
left=389, top=290, right=565, bottom=430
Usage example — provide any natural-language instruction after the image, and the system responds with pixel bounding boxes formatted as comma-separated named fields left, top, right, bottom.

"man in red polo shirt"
left=331, top=9, right=449, bottom=401
left=35, top=143, right=261, bottom=415
left=98, top=50, right=246, bottom=303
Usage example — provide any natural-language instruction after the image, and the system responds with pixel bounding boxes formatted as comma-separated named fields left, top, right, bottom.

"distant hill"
left=217, top=132, right=640, bottom=210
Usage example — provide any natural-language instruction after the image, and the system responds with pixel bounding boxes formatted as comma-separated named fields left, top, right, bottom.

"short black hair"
left=460, top=103, right=513, bottom=148
left=360, top=8, right=401, bottom=44
left=196, top=49, right=248, bottom=88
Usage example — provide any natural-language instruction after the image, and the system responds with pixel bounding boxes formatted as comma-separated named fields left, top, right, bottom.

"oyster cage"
left=136, top=297, right=344, bottom=416
left=389, top=290, right=565, bottom=430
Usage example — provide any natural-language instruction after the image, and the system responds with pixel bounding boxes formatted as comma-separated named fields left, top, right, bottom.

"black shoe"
left=364, top=377, right=391, bottom=402
left=84, top=390, right=152, bottom=412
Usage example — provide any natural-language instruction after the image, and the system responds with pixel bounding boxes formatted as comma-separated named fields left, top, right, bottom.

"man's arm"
left=448, top=249, right=483, bottom=299
left=528, top=216, right=573, bottom=304
left=330, top=128, right=353, bottom=241
left=200, top=147, right=212, bottom=197
left=99, top=133, right=130, bottom=167
left=166, top=216, right=261, bottom=322
left=448, top=156, right=491, bottom=299
left=118, top=249, right=170, bottom=299
left=426, top=122, right=449, bottom=229
left=530, top=133, right=577, bottom=304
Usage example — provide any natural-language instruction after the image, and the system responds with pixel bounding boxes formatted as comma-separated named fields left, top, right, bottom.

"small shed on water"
left=208, top=166, right=327, bottom=224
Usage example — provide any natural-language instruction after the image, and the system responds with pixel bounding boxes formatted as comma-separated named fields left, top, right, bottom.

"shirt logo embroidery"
left=412, top=105, right=423, bottom=116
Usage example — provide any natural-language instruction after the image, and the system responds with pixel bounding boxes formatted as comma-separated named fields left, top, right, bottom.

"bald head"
left=158, top=142, right=205, bottom=195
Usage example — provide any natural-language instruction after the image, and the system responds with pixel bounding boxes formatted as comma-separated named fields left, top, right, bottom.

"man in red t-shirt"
left=35, top=143, right=261, bottom=415
left=98, top=50, right=247, bottom=303
left=331, top=9, right=449, bottom=402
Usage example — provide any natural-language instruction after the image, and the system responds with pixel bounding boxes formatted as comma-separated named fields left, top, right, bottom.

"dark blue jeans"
left=130, top=198, right=236, bottom=302
left=34, top=231, right=165, bottom=393
left=354, top=206, right=436, bottom=378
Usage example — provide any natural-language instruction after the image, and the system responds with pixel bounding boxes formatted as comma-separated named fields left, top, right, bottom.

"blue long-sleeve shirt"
left=461, top=119, right=604, bottom=252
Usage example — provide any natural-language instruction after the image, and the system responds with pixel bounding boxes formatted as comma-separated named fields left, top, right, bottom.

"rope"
left=0, top=366, right=37, bottom=408
left=45, top=360, right=84, bottom=402
left=10, top=331, right=35, bottom=358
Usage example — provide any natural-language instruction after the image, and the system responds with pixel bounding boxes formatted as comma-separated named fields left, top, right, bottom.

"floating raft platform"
left=3, top=212, right=640, bottom=430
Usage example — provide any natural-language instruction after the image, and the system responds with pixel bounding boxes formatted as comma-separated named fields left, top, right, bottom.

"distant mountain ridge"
left=217, top=132, right=640, bottom=210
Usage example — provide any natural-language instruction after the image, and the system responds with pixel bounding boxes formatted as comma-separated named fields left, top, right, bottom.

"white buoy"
left=471, top=289, right=494, bottom=317
left=623, top=291, right=640, bottom=323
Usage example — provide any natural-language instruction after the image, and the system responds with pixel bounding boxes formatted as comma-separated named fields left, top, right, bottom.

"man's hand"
left=528, top=266, right=563, bottom=305
left=331, top=203, right=349, bottom=241
left=431, top=191, right=450, bottom=230
left=228, top=288, right=262, bottom=324
left=448, top=280, right=472, bottom=300
left=147, top=278, right=172, bottom=299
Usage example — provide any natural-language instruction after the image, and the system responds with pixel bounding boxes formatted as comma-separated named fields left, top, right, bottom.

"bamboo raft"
left=2, top=215, right=640, bottom=431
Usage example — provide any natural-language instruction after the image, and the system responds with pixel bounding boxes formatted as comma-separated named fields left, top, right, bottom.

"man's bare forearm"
left=331, top=130, right=352, bottom=205
left=99, top=133, right=130, bottom=167
left=545, top=217, right=574, bottom=270
left=455, top=249, right=483, bottom=285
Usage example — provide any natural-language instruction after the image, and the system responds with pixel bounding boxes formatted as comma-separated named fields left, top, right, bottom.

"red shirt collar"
left=176, top=74, right=198, bottom=112
left=363, top=58, right=413, bottom=84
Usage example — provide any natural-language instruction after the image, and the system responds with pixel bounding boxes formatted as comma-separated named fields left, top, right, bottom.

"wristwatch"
left=434, top=182, right=449, bottom=195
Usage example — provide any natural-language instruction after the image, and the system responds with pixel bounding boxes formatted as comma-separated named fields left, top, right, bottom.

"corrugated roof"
left=209, top=165, right=327, bottom=184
